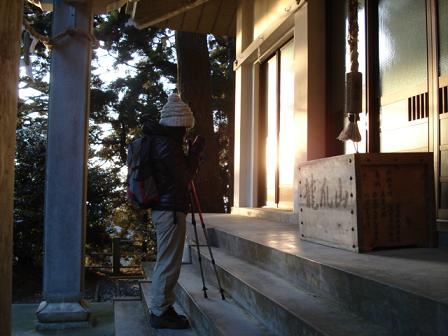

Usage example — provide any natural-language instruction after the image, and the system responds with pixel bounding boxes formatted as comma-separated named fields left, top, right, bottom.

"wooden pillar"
left=306, top=0, right=327, bottom=161
left=0, top=1, right=23, bottom=334
left=293, top=1, right=327, bottom=212
left=366, top=0, right=380, bottom=153
left=233, top=0, right=254, bottom=208
left=36, top=0, right=93, bottom=329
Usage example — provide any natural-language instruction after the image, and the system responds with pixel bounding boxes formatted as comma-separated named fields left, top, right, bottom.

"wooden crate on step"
left=297, top=153, right=436, bottom=252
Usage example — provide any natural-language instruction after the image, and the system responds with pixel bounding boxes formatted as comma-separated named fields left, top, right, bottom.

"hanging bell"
left=337, top=71, right=362, bottom=142
left=346, top=71, right=362, bottom=116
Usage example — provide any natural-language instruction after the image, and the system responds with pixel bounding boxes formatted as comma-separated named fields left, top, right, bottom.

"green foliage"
left=86, top=164, right=124, bottom=249
left=14, top=117, right=47, bottom=269
left=93, top=11, right=177, bottom=166
left=15, top=2, right=51, bottom=268
left=209, top=36, right=236, bottom=211
left=14, top=5, right=235, bottom=277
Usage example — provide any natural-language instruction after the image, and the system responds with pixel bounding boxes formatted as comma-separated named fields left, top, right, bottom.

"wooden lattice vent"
left=440, top=86, right=448, bottom=115
left=408, top=92, right=429, bottom=121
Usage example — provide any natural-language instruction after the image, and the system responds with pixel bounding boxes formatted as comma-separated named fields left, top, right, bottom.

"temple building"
left=1, top=0, right=447, bottom=334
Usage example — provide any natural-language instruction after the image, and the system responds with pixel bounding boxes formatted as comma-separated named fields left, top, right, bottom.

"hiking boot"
left=165, top=306, right=188, bottom=320
left=150, top=306, right=190, bottom=329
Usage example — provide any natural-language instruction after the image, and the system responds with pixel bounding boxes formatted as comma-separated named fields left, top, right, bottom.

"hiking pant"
left=150, top=210, right=186, bottom=316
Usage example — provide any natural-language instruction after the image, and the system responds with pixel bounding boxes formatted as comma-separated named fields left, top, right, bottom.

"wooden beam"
left=366, top=0, right=380, bottom=153
left=0, top=1, right=23, bottom=334
left=306, top=0, right=326, bottom=161
left=28, top=0, right=127, bottom=14
left=233, top=0, right=254, bottom=207
left=134, top=0, right=210, bottom=29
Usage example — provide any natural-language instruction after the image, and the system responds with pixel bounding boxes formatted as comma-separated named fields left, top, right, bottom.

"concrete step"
left=174, top=264, right=270, bottom=336
left=140, top=281, right=197, bottom=336
left=141, top=270, right=266, bottom=336
left=189, top=245, right=388, bottom=336
left=231, top=206, right=298, bottom=224
left=192, top=214, right=448, bottom=336
left=114, top=299, right=151, bottom=336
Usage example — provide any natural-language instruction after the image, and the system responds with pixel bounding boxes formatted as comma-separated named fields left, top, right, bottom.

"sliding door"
left=378, top=0, right=429, bottom=152
left=263, top=39, right=295, bottom=209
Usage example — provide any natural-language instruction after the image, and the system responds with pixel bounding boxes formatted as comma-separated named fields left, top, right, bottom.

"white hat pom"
left=159, top=94, right=195, bottom=128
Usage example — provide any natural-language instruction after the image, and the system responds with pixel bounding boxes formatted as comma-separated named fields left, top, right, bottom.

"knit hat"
left=159, top=94, right=195, bottom=128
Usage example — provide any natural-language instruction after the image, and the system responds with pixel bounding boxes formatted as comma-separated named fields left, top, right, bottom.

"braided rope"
left=348, top=0, right=359, bottom=73
left=23, top=19, right=52, bottom=49
left=23, top=18, right=99, bottom=50
left=337, top=0, right=362, bottom=144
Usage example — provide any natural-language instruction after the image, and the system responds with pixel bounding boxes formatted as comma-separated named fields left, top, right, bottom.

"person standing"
left=142, top=93, right=202, bottom=329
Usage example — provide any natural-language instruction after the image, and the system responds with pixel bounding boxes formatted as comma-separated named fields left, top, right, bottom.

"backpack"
left=126, top=136, right=159, bottom=209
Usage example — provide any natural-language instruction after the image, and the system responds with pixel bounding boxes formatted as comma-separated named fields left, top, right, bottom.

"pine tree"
left=176, top=31, right=225, bottom=212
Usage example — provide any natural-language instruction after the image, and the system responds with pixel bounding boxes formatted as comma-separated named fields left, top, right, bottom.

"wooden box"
left=297, top=153, right=436, bottom=252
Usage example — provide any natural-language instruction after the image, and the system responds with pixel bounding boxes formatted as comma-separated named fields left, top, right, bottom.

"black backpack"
left=126, top=136, right=159, bottom=209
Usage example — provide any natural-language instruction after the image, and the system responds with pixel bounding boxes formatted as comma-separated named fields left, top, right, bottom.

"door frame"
left=258, top=38, right=295, bottom=209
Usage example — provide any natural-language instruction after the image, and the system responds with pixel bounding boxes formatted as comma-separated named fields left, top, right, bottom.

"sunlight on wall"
left=266, top=55, right=278, bottom=205
left=254, top=0, right=295, bottom=40
left=279, top=41, right=295, bottom=186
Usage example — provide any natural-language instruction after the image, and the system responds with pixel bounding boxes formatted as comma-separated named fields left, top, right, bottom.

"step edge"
left=231, top=207, right=299, bottom=225
left=113, top=296, right=142, bottom=302
left=140, top=282, right=198, bottom=336
left=212, top=226, right=448, bottom=306
left=191, top=246, right=388, bottom=336
left=175, top=273, right=231, bottom=336
left=176, top=266, right=270, bottom=336
left=209, top=228, right=448, bottom=335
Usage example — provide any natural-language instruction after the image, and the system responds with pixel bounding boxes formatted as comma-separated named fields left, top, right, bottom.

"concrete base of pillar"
left=36, top=319, right=92, bottom=331
left=36, top=301, right=90, bottom=329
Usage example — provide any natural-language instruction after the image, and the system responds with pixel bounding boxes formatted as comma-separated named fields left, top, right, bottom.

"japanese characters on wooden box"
left=298, top=153, right=435, bottom=252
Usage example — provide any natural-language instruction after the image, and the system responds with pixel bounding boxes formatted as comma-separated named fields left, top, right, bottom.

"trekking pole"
left=190, top=181, right=225, bottom=300
left=189, top=193, right=208, bottom=298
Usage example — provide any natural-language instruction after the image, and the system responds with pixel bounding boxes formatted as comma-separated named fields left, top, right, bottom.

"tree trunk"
left=0, top=1, right=23, bottom=333
left=176, top=31, right=224, bottom=213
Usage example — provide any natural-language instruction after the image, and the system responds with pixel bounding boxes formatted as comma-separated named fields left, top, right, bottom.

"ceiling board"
left=133, top=0, right=209, bottom=28
left=181, top=6, right=204, bottom=32
left=196, top=0, right=222, bottom=34
left=28, top=0, right=127, bottom=14
left=132, top=0, right=237, bottom=37
left=164, top=13, right=186, bottom=32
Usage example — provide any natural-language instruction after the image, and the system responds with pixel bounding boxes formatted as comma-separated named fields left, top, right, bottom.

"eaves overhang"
left=28, top=0, right=128, bottom=14
left=126, top=0, right=237, bottom=37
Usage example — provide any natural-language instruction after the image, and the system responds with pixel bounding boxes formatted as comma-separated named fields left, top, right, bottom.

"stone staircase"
left=115, top=211, right=448, bottom=335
